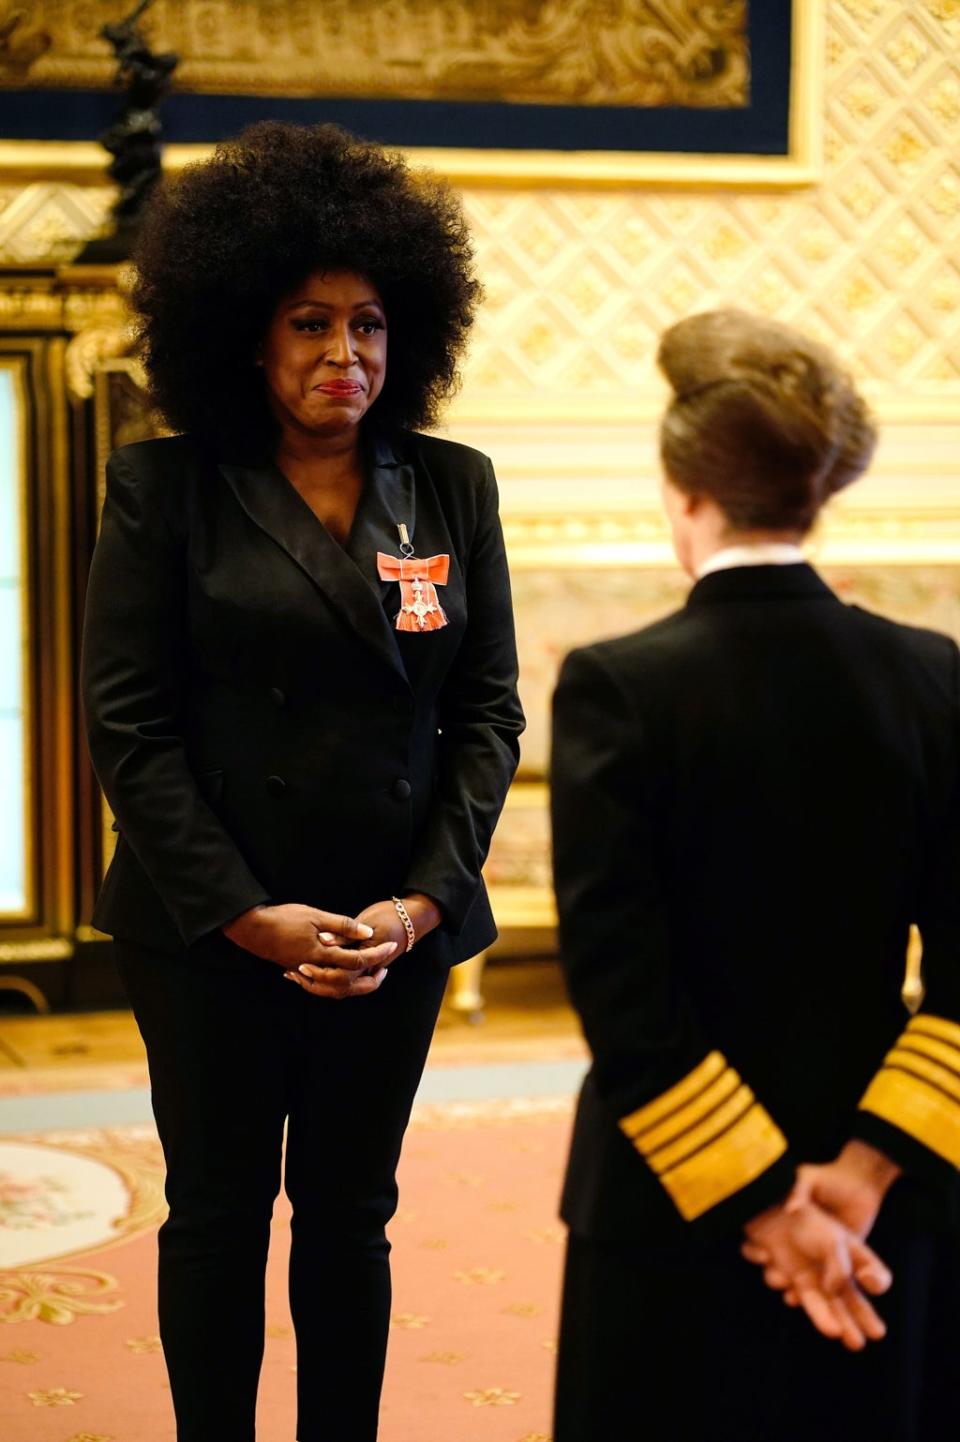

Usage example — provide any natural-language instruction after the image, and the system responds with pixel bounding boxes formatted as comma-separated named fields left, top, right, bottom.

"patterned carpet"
left=0, top=1092, right=574, bottom=1442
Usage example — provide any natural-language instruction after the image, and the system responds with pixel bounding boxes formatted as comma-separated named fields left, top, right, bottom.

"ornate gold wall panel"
left=2, top=0, right=748, bottom=108
left=449, top=0, right=960, bottom=418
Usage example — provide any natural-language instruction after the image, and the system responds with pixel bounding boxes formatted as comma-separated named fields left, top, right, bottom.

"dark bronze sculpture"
left=78, top=0, right=179, bottom=263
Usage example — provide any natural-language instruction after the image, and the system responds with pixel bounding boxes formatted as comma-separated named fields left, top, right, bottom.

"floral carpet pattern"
left=0, top=1097, right=572, bottom=1441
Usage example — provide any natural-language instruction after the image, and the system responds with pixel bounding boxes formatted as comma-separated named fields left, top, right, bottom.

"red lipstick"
left=315, top=380, right=362, bottom=395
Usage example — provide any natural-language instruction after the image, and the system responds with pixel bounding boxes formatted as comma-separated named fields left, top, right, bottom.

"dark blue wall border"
left=0, top=6, right=791, bottom=155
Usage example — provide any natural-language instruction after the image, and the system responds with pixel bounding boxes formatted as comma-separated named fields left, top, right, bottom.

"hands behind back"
left=742, top=1200, right=892, bottom=1352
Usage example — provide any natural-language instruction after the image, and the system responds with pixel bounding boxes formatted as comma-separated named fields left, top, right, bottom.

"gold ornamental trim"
left=0, top=3, right=822, bottom=188
left=0, top=939, right=72, bottom=962
left=2, top=0, right=750, bottom=110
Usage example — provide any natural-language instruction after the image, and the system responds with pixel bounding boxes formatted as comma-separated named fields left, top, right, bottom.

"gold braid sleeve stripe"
left=618, top=1052, right=787, bottom=1221
left=619, top=1052, right=725, bottom=1142
left=859, top=1013, right=960, bottom=1169
left=657, top=1104, right=788, bottom=1222
left=906, top=1014, right=960, bottom=1054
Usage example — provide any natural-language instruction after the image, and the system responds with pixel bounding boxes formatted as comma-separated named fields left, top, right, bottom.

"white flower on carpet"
left=464, top=1387, right=521, bottom=1406
left=0, top=1173, right=92, bottom=1230
left=27, top=1385, right=83, bottom=1405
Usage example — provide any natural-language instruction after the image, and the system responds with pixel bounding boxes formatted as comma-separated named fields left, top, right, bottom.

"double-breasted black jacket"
left=82, top=428, right=524, bottom=969
left=552, top=564, right=960, bottom=1244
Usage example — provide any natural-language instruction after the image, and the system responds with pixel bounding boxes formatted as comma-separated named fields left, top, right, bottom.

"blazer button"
left=392, top=778, right=412, bottom=801
left=269, top=687, right=286, bottom=708
left=266, top=775, right=287, bottom=797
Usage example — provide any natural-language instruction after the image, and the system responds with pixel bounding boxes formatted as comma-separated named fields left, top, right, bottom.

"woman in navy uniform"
left=81, top=122, right=523, bottom=1442
left=551, top=309, right=959, bottom=1442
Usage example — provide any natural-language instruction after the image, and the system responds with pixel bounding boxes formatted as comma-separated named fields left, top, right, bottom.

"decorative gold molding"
left=0, top=2, right=822, bottom=188
left=500, top=507, right=960, bottom=569
left=0, top=938, right=72, bottom=963
left=2, top=0, right=750, bottom=110
left=0, top=356, right=33, bottom=923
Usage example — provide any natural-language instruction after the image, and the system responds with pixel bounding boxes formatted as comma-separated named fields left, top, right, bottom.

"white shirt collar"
left=696, top=544, right=806, bottom=581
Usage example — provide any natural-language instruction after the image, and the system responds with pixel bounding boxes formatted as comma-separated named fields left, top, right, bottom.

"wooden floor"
left=0, top=959, right=585, bottom=1079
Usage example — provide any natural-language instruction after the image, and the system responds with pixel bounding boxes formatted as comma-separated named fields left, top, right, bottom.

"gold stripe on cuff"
left=885, top=1049, right=960, bottom=1104
left=906, top=1014, right=960, bottom=1055
left=657, top=1103, right=789, bottom=1222
left=634, top=1067, right=743, bottom=1157
left=860, top=1065, right=960, bottom=1168
left=648, top=1083, right=755, bottom=1174
left=893, top=1034, right=960, bottom=1084
left=619, top=1052, right=726, bottom=1141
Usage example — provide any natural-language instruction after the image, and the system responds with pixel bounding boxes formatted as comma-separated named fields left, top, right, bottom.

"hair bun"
left=657, top=308, right=876, bottom=499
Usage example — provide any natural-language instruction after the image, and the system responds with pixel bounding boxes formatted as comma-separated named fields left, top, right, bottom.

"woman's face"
left=259, top=270, right=387, bottom=441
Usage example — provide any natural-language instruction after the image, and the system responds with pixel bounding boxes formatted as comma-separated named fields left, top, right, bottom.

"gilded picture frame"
left=0, top=2, right=821, bottom=189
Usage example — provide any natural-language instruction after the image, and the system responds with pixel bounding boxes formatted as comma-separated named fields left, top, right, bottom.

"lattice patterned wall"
left=455, top=0, right=960, bottom=413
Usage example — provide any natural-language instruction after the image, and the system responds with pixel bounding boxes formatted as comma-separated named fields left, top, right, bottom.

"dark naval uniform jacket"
left=82, top=428, right=524, bottom=969
left=551, top=563, right=960, bottom=1245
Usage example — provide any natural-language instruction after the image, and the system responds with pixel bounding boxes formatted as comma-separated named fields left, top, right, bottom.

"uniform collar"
left=686, top=562, right=837, bottom=608
left=696, top=543, right=806, bottom=578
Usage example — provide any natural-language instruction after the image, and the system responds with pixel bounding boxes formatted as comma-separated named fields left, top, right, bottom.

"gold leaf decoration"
left=0, top=1269, right=123, bottom=1326
left=124, top=1335, right=162, bottom=1354
left=419, top=1350, right=467, bottom=1364
left=454, top=1268, right=506, bottom=1285
left=390, top=1312, right=430, bottom=1330
left=28, top=1385, right=83, bottom=1405
left=0, top=1348, right=39, bottom=1363
left=464, top=1387, right=521, bottom=1407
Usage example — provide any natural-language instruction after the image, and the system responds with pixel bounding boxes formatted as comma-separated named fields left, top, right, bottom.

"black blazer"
left=82, top=428, right=524, bottom=969
left=551, top=564, right=960, bottom=1244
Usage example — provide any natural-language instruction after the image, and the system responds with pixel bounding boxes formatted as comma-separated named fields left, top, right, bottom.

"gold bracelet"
left=392, top=896, right=416, bottom=952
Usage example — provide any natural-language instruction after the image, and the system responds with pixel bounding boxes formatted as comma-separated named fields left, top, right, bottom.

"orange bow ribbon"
left=376, top=552, right=450, bottom=633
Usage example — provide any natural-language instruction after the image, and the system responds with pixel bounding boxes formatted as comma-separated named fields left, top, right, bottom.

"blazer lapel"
left=346, top=430, right=417, bottom=607
left=218, top=444, right=409, bottom=685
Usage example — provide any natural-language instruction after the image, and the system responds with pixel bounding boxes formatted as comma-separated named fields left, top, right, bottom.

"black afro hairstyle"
left=131, top=121, right=482, bottom=446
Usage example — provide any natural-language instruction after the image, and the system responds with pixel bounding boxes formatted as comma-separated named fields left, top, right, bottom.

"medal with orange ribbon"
left=377, top=524, right=450, bottom=633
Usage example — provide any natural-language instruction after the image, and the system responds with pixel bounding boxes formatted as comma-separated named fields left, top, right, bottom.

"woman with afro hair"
left=81, top=121, right=524, bottom=1441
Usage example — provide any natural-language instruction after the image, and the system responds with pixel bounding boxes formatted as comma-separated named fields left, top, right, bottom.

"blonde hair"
left=657, top=309, right=876, bottom=533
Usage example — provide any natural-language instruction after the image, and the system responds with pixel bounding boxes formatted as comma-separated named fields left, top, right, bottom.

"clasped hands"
left=742, top=1140, right=901, bottom=1352
left=222, top=894, right=441, bottom=1000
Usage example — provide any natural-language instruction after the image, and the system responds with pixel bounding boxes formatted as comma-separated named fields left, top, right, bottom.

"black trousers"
left=555, top=1183, right=960, bottom=1442
left=116, top=939, right=448, bottom=1442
